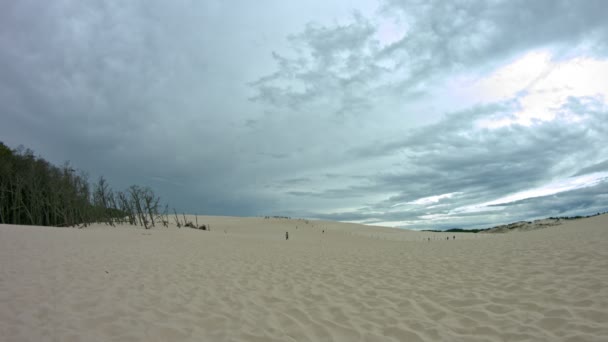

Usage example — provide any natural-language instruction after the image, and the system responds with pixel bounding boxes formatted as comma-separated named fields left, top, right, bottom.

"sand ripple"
left=1, top=215, right=607, bottom=341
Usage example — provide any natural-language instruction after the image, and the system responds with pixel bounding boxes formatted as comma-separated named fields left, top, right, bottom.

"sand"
left=1, top=215, right=607, bottom=341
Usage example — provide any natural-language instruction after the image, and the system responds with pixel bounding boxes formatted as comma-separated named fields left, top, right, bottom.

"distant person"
left=453, top=235, right=455, bottom=240
left=286, top=231, right=289, bottom=240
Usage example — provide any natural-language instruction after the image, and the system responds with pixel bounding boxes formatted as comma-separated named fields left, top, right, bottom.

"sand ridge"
left=1, top=215, right=607, bottom=341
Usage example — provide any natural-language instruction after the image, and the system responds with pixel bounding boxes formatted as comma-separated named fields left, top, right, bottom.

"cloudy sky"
left=2, top=0, right=608, bottom=229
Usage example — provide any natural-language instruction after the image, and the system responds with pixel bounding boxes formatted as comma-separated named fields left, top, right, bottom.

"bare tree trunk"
left=129, top=186, right=148, bottom=229
left=173, top=208, right=181, bottom=228
left=162, top=204, right=169, bottom=227
left=117, top=191, right=135, bottom=225
left=142, top=188, right=159, bottom=228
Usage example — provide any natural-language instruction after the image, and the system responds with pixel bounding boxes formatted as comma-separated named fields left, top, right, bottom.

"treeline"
left=548, top=211, right=608, bottom=220
left=422, top=228, right=484, bottom=233
left=0, top=142, right=167, bottom=228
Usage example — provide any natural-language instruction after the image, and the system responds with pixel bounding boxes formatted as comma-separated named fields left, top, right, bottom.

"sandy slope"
left=1, top=215, right=607, bottom=341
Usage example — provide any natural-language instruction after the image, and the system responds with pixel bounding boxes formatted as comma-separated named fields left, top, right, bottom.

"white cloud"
left=457, top=172, right=608, bottom=213
left=474, top=52, right=608, bottom=128
left=400, top=192, right=460, bottom=206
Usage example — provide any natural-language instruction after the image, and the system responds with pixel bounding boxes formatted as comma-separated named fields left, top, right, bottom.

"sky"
left=1, top=0, right=608, bottom=230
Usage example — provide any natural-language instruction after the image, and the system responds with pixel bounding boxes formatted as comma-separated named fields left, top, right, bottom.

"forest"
left=0, top=142, right=167, bottom=228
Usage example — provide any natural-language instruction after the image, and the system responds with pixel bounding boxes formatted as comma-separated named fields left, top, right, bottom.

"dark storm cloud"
left=574, top=160, right=608, bottom=177
left=442, top=181, right=608, bottom=230
left=1, top=1, right=607, bottom=227
left=314, top=179, right=608, bottom=230
left=287, top=185, right=374, bottom=199
left=297, top=96, right=605, bottom=200
left=0, top=1, right=283, bottom=216
left=349, top=100, right=518, bottom=158
left=302, top=96, right=608, bottom=228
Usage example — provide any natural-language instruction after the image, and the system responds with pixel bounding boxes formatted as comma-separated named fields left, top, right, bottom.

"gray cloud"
left=478, top=180, right=608, bottom=225
left=252, top=1, right=608, bottom=117
left=574, top=160, right=608, bottom=177
left=250, top=12, right=380, bottom=117
left=383, top=0, right=608, bottom=60
left=0, top=1, right=313, bottom=210
left=299, top=96, right=608, bottom=228
left=1, top=1, right=607, bottom=227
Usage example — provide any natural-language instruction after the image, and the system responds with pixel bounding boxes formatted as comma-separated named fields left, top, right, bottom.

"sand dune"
left=1, top=215, right=607, bottom=341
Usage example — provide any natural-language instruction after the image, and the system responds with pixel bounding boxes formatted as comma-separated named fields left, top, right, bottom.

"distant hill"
left=422, top=212, right=608, bottom=234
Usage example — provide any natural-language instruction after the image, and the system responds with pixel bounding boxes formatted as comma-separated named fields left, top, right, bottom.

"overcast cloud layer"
left=2, top=0, right=607, bottom=229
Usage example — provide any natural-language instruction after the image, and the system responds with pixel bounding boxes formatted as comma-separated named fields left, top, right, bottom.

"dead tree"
left=142, top=187, right=160, bottom=228
left=128, top=186, right=148, bottom=229
left=161, top=204, right=169, bottom=227
left=173, top=208, right=181, bottom=228
left=117, top=191, right=136, bottom=225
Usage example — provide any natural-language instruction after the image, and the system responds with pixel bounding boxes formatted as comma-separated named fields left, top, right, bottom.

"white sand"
left=1, top=215, right=607, bottom=341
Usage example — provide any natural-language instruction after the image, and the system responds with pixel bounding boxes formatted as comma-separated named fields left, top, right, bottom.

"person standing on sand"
left=286, top=231, right=289, bottom=240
